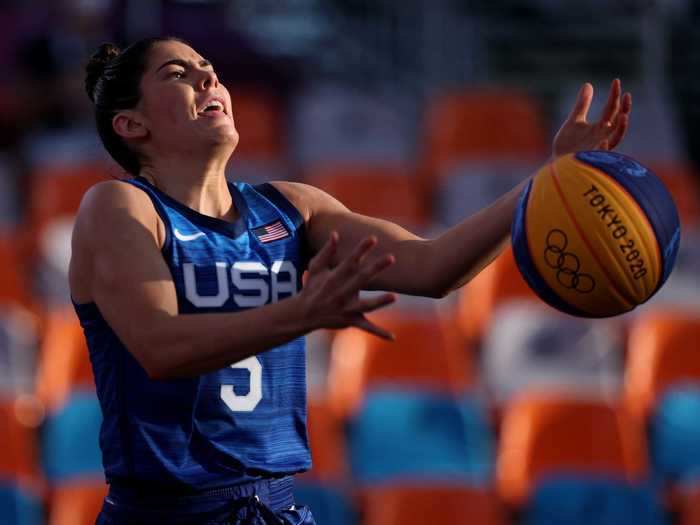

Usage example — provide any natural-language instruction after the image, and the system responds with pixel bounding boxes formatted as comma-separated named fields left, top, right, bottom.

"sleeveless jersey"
left=73, top=178, right=311, bottom=490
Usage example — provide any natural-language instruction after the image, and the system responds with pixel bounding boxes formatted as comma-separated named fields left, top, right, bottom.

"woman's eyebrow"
left=156, top=58, right=212, bottom=72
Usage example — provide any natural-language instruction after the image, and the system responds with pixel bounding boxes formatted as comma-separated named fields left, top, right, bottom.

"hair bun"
left=85, top=43, right=121, bottom=103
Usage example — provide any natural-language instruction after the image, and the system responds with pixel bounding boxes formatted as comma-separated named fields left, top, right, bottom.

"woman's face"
left=134, top=40, right=239, bottom=160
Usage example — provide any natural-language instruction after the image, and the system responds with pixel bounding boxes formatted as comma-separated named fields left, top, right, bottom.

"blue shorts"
left=95, top=476, right=316, bottom=525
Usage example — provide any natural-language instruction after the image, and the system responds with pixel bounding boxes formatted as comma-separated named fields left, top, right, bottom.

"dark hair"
left=85, top=37, right=183, bottom=175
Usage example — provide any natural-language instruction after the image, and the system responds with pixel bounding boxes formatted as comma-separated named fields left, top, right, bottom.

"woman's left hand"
left=552, top=78, right=632, bottom=158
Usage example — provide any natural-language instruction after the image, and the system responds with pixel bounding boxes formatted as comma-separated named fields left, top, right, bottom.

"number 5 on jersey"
left=220, top=356, right=262, bottom=412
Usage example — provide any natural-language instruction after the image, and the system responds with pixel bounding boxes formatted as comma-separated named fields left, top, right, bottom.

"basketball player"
left=70, top=37, right=632, bottom=524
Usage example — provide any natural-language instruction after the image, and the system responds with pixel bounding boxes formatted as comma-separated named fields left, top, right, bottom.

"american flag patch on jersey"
left=252, top=220, right=290, bottom=243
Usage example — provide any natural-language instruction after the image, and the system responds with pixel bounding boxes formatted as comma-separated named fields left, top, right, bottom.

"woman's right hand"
left=298, top=231, right=397, bottom=340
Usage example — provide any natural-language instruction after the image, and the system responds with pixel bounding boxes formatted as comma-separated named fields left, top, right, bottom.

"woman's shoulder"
left=77, top=179, right=159, bottom=225
left=268, top=181, right=348, bottom=224
left=74, top=178, right=164, bottom=251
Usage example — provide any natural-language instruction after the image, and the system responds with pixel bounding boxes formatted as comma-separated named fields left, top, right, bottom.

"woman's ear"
left=112, top=110, right=148, bottom=140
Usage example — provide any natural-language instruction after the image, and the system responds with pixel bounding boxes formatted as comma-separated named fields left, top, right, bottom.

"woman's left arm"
left=275, top=79, right=632, bottom=298
left=273, top=177, right=523, bottom=298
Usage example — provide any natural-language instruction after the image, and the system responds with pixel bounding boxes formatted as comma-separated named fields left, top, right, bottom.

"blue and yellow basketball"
left=512, top=151, right=681, bottom=318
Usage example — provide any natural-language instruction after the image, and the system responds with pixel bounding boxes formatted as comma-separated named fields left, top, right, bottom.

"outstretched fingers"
left=599, top=79, right=622, bottom=128
left=353, top=315, right=395, bottom=341
left=607, top=113, right=629, bottom=150
left=347, top=292, right=397, bottom=315
left=568, top=82, right=594, bottom=124
left=328, top=236, right=378, bottom=286
left=337, top=253, right=396, bottom=299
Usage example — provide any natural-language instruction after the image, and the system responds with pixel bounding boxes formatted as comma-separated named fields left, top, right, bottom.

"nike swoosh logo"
left=173, top=229, right=206, bottom=241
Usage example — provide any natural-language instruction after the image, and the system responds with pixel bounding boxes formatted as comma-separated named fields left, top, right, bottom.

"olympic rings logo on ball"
left=543, top=229, right=596, bottom=293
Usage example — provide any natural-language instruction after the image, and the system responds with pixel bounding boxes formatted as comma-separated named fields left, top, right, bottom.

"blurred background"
left=1, top=0, right=699, bottom=524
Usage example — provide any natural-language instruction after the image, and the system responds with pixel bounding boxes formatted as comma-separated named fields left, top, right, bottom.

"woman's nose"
left=198, top=69, right=218, bottom=91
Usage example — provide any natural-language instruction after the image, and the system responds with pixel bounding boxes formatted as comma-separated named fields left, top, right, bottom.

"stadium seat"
left=624, top=310, right=700, bottom=423
left=363, top=485, right=506, bottom=525
left=679, top=485, right=700, bottom=525
left=28, top=162, right=109, bottom=236
left=41, top=390, right=102, bottom=482
left=624, top=310, right=700, bottom=485
left=327, top=308, right=490, bottom=486
left=229, top=90, right=285, bottom=161
left=303, top=398, right=347, bottom=482
left=294, top=398, right=357, bottom=525
left=293, top=481, right=357, bottom=525
left=0, top=397, right=43, bottom=524
left=225, top=89, right=291, bottom=185
left=34, top=308, right=105, bottom=522
left=303, top=165, right=427, bottom=228
left=522, top=476, right=669, bottom=525
left=0, top=481, right=42, bottom=525
left=496, top=394, right=648, bottom=507
left=327, top=310, right=472, bottom=419
left=455, top=247, right=538, bottom=344
left=347, top=389, right=493, bottom=485
left=36, top=308, right=94, bottom=414
left=422, top=90, right=547, bottom=182
left=47, top=481, right=106, bottom=525
left=649, top=162, right=700, bottom=229
left=649, top=386, right=700, bottom=485
left=481, top=300, right=624, bottom=405
left=0, top=398, right=41, bottom=483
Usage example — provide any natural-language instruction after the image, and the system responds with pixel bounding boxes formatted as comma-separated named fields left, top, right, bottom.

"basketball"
left=512, top=151, right=681, bottom=318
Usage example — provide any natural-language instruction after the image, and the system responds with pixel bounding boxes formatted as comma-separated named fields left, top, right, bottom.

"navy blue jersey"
left=73, top=178, right=311, bottom=490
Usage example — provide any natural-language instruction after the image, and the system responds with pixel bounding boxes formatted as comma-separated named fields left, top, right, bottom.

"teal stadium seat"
left=649, top=385, right=700, bottom=485
left=522, top=476, right=668, bottom=525
left=348, top=390, right=493, bottom=485
left=41, top=390, right=103, bottom=482
left=0, top=482, right=42, bottom=525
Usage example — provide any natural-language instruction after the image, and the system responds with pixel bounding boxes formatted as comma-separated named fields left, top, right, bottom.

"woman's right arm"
left=70, top=182, right=395, bottom=380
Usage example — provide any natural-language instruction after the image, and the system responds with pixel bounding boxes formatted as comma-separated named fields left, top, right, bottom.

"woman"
left=71, top=36, right=631, bottom=524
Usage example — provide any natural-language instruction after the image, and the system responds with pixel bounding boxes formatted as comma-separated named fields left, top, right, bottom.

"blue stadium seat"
left=649, top=385, right=700, bottom=485
left=0, top=482, right=42, bottom=525
left=522, top=476, right=669, bottom=525
left=347, top=390, right=493, bottom=485
left=294, top=481, right=357, bottom=525
left=41, top=390, right=103, bottom=482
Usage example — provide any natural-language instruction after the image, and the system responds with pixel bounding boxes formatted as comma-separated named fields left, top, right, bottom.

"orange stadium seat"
left=36, top=307, right=94, bottom=413
left=294, top=398, right=357, bottom=525
left=423, top=90, right=547, bottom=182
left=624, top=309, right=700, bottom=422
left=679, top=486, right=700, bottom=525
left=0, top=397, right=43, bottom=524
left=48, top=482, right=107, bottom=525
left=28, top=162, right=110, bottom=233
left=456, top=247, right=538, bottom=344
left=649, top=162, right=700, bottom=228
left=36, top=309, right=104, bottom=522
left=327, top=310, right=472, bottom=420
left=496, top=394, right=648, bottom=507
left=363, top=485, right=506, bottom=525
left=302, top=398, right=348, bottom=482
left=230, top=90, right=285, bottom=160
left=0, top=397, right=41, bottom=484
left=303, top=165, right=427, bottom=228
